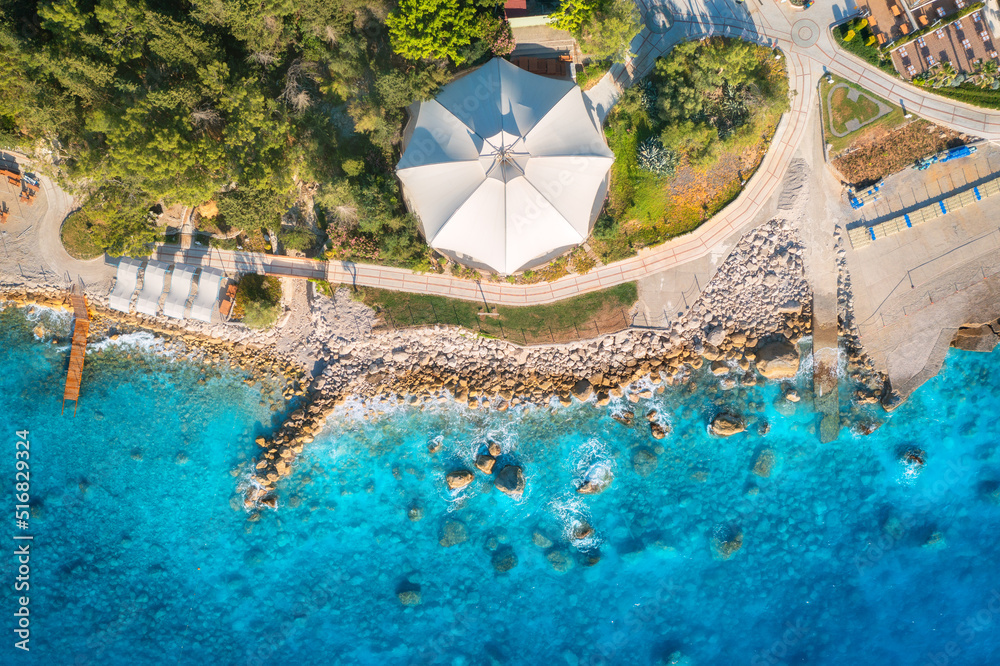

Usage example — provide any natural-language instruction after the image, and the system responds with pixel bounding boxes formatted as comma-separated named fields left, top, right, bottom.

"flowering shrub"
left=480, top=15, right=515, bottom=56
left=324, top=228, right=381, bottom=262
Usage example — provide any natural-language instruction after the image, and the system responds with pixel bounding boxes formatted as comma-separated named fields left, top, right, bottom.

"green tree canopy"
left=387, top=0, right=479, bottom=63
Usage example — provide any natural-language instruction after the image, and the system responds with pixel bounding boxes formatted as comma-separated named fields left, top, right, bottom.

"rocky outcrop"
left=952, top=323, right=1000, bottom=352
left=755, top=340, right=800, bottom=379
left=577, top=466, right=613, bottom=495
left=494, top=465, right=525, bottom=499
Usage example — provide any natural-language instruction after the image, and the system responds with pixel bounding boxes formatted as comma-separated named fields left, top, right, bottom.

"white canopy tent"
left=396, top=58, right=614, bottom=275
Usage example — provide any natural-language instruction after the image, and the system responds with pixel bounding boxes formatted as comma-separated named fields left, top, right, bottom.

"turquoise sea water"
left=3, top=305, right=1000, bottom=665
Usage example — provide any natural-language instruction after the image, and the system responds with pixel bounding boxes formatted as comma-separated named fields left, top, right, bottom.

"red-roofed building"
left=505, top=0, right=528, bottom=18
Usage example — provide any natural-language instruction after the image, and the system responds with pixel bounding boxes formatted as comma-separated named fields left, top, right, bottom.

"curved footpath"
left=154, top=0, right=1000, bottom=306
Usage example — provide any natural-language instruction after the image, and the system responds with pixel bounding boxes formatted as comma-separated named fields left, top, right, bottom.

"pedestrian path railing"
left=848, top=175, right=1000, bottom=249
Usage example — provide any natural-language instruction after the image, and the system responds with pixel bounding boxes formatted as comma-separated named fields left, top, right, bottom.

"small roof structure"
left=162, top=267, right=196, bottom=319
left=108, top=258, right=143, bottom=313
left=190, top=269, right=225, bottom=323
left=135, top=260, right=168, bottom=316
left=396, top=57, right=614, bottom=274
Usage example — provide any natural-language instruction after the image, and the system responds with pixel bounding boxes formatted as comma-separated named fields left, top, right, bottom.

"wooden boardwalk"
left=63, top=292, right=89, bottom=415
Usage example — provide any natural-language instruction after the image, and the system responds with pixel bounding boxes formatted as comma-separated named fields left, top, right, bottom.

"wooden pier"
left=63, top=291, right=90, bottom=415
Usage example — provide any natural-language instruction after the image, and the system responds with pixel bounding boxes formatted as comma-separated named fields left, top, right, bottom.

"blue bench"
left=939, top=200, right=947, bottom=214
left=904, top=214, right=912, bottom=228
left=974, top=187, right=982, bottom=201
left=869, top=227, right=876, bottom=241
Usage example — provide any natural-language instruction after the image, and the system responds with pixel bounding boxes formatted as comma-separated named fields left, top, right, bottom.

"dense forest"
left=0, top=0, right=514, bottom=263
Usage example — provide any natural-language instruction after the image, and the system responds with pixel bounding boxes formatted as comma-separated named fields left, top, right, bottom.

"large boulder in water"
left=446, top=470, right=474, bottom=490
left=755, top=340, right=800, bottom=379
left=494, top=465, right=525, bottom=499
left=475, top=454, right=496, bottom=475
left=710, top=413, right=745, bottom=437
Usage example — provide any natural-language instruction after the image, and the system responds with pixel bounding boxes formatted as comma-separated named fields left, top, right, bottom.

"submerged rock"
left=650, top=421, right=668, bottom=440
left=546, top=548, right=573, bottom=573
left=755, top=340, right=800, bottom=379
left=446, top=470, right=474, bottom=490
left=631, top=447, right=657, bottom=477
left=532, top=531, right=554, bottom=548
left=494, top=465, right=525, bottom=499
left=439, top=519, right=468, bottom=547
left=711, top=524, right=744, bottom=560
left=397, top=585, right=422, bottom=606
left=710, top=413, right=745, bottom=437
left=752, top=448, right=775, bottom=478
left=491, top=545, right=518, bottom=573
left=407, top=505, right=424, bottom=522
left=612, top=410, right=635, bottom=427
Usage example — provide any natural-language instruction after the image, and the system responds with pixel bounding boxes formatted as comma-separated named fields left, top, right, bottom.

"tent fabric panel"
left=396, top=101, right=483, bottom=170
left=431, top=179, right=508, bottom=272
left=496, top=58, right=577, bottom=137
left=523, top=155, right=614, bottom=237
left=503, top=177, right=584, bottom=274
left=397, top=160, right=488, bottom=243
left=521, top=89, right=614, bottom=159
left=433, top=61, right=504, bottom=139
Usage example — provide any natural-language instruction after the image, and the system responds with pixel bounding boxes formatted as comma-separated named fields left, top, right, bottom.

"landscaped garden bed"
left=591, top=37, right=789, bottom=263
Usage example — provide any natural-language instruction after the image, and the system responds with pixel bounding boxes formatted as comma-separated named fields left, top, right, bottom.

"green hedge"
left=913, top=81, right=1000, bottom=109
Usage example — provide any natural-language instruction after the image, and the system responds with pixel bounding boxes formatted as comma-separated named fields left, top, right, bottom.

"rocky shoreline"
left=1, top=219, right=896, bottom=513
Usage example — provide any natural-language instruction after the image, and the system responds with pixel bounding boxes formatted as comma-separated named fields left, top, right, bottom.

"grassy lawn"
left=820, top=75, right=907, bottom=155
left=829, top=87, right=881, bottom=134
left=60, top=211, right=105, bottom=260
left=348, top=282, right=638, bottom=344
